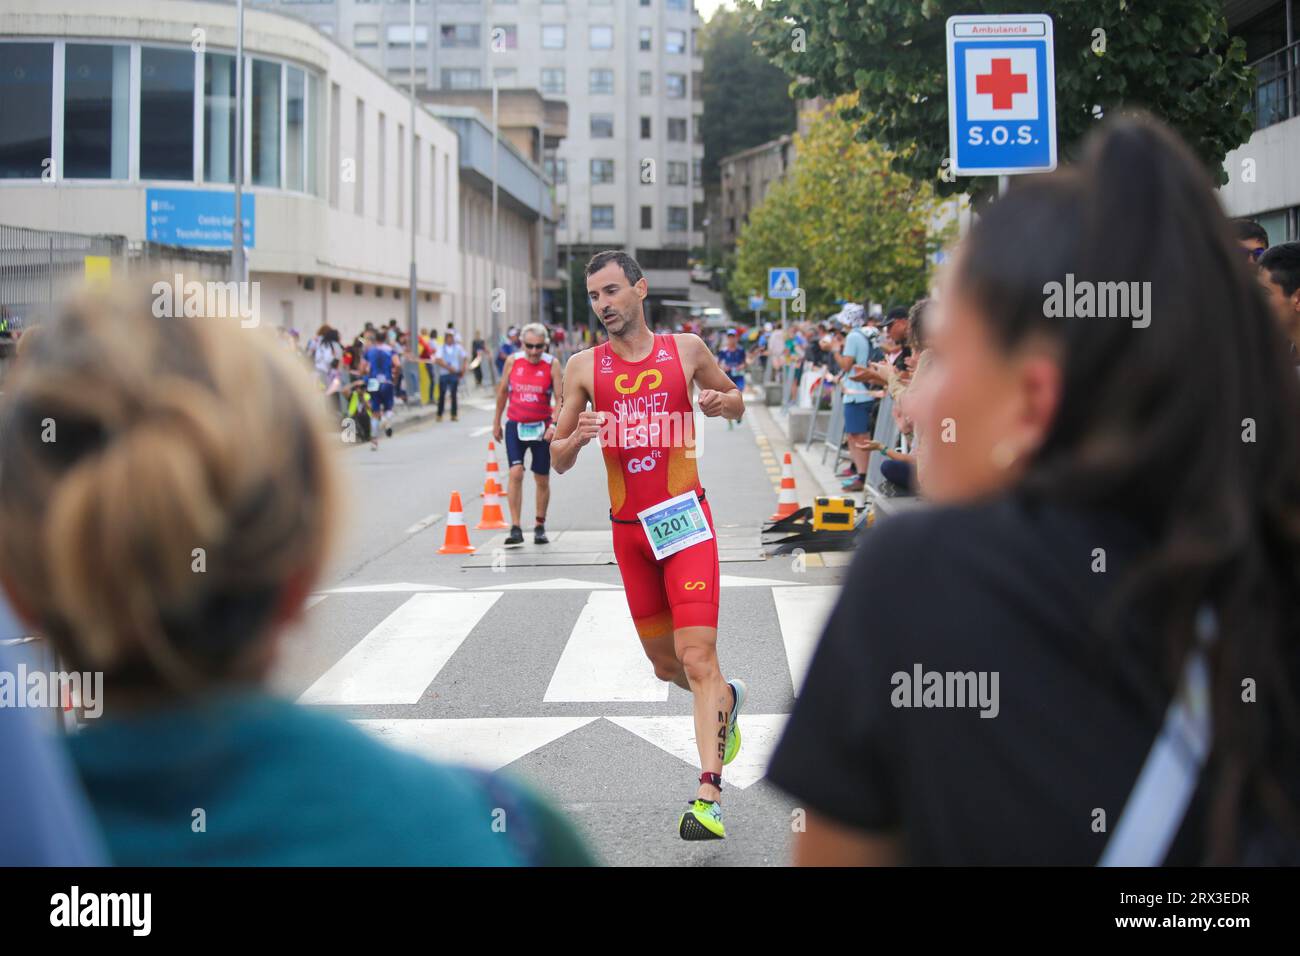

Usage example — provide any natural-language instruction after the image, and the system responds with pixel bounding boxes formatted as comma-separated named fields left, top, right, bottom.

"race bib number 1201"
left=636, top=490, right=713, bottom=561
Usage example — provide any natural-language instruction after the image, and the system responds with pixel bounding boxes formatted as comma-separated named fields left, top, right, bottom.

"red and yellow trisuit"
left=592, top=333, right=719, bottom=638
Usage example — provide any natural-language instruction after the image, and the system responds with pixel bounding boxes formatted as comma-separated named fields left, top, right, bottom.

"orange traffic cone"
left=476, top=484, right=509, bottom=530
left=483, top=441, right=504, bottom=496
left=438, top=492, right=476, bottom=554
left=769, top=452, right=801, bottom=521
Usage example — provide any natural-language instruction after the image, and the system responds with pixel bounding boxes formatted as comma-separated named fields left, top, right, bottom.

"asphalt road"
left=270, top=381, right=848, bottom=866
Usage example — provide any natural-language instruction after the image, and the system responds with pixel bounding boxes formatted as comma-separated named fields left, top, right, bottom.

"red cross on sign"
left=975, top=58, right=1028, bottom=110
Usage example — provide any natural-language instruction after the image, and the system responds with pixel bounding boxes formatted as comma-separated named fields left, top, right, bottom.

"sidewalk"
left=754, top=402, right=860, bottom=503
left=342, top=380, right=497, bottom=445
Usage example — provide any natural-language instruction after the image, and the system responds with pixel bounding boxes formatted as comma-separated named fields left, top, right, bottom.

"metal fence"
left=0, top=224, right=125, bottom=338
left=1, top=224, right=230, bottom=385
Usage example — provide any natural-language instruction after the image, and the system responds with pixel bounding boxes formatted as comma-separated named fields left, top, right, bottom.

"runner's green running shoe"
left=723, top=678, right=747, bottom=766
left=679, top=799, right=725, bottom=840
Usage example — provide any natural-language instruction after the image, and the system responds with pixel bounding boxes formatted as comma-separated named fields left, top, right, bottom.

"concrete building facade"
left=257, top=0, right=706, bottom=316
left=1220, top=0, right=1300, bottom=244
left=0, top=0, right=469, bottom=343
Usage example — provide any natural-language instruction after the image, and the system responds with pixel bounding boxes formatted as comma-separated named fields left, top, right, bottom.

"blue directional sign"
left=768, top=267, right=798, bottom=300
left=748, top=295, right=765, bottom=312
left=946, top=14, right=1057, bottom=176
left=145, top=188, right=255, bottom=249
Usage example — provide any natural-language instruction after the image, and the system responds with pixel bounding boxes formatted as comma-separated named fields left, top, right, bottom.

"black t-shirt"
left=767, top=493, right=1223, bottom=865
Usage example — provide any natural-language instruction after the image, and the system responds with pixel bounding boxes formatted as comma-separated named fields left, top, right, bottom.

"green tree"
left=742, top=0, right=1254, bottom=203
left=700, top=7, right=798, bottom=185
left=730, top=96, right=952, bottom=319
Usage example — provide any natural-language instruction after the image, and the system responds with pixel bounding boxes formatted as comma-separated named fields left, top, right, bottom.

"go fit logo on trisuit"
left=627, top=454, right=658, bottom=474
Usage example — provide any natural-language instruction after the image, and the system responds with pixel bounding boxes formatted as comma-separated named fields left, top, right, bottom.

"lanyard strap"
left=1099, top=605, right=1216, bottom=866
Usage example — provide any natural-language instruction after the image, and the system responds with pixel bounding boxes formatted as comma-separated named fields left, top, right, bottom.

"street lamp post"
left=231, top=0, right=244, bottom=284
left=407, top=0, right=418, bottom=370
left=491, top=80, right=499, bottom=352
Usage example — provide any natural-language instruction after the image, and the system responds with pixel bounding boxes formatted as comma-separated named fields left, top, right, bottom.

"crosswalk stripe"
left=304, top=595, right=328, bottom=611
left=404, top=513, right=443, bottom=535
left=544, top=591, right=668, bottom=702
left=322, top=582, right=458, bottom=594
left=473, top=577, right=622, bottom=591
left=319, top=577, right=812, bottom=594
left=469, top=425, right=492, bottom=437
left=354, top=716, right=598, bottom=771
left=606, top=715, right=789, bottom=790
left=770, top=586, right=840, bottom=694
left=298, top=592, right=502, bottom=705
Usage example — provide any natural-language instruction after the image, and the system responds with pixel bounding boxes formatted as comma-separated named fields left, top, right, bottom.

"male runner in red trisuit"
left=552, top=250, right=747, bottom=840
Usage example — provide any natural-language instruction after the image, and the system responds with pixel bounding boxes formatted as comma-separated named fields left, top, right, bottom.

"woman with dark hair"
left=770, top=113, right=1300, bottom=865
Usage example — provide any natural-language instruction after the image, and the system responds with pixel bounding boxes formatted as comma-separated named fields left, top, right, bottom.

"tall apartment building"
left=258, top=0, right=706, bottom=318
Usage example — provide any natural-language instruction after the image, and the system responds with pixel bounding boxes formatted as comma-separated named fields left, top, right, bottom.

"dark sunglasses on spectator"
left=1247, top=247, right=1265, bottom=262
left=523, top=343, right=545, bottom=350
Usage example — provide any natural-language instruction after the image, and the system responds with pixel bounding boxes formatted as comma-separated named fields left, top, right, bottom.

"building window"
left=490, top=24, right=518, bottom=51
left=666, top=30, right=686, bottom=54
left=692, top=158, right=702, bottom=183
left=639, top=28, right=652, bottom=52
left=640, top=205, right=652, bottom=229
left=387, top=24, right=429, bottom=47
left=589, top=26, right=614, bottom=50
left=667, top=161, right=688, bottom=186
left=542, top=25, right=566, bottom=50
left=639, top=72, right=652, bottom=95
left=556, top=203, right=566, bottom=229
left=140, top=47, right=194, bottom=181
left=353, top=98, right=365, bottom=215
left=667, top=117, right=687, bottom=141
left=666, top=0, right=686, bottom=9
left=441, top=69, right=481, bottom=90
left=354, top=24, right=379, bottom=48
left=376, top=112, right=386, bottom=225
left=388, top=67, right=428, bottom=87
left=285, top=67, right=305, bottom=192
left=591, top=205, right=614, bottom=230
left=63, top=43, right=130, bottom=180
left=0, top=42, right=52, bottom=179
left=590, top=158, right=614, bottom=184
left=640, top=116, right=651, bottom=139
left=692, top=114, right=701, bottom=141
left=440, top=24, right=481, bottom=49
left=251, top=59, right=281, bottom=188
left=590, top=114, right=614, bottom=138
left=541, top=68, right=565, bottom=94
left=544, top=156, right=567, bottom=184
left=204, top=53, right=237, bottom=184
left=693, top=71, right=703, bottom=100
left=666, top=74, right=686, bottom=98
left=668, top=206, right=688, bottom=232
left=589, top=69, right=614, bottom=94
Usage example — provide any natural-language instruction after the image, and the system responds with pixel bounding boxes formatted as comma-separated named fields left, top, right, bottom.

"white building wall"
left=1219, top=113, right=1300, bottom=243
left=0, top=0, right=463, bottom=339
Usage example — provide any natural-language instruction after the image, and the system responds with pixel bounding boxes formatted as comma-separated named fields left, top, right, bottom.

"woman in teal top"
left=0, top=288, right=592, bottom=867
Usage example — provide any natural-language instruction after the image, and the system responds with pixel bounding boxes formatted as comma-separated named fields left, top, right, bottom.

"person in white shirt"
left=435, top=328, right=468, bottom=421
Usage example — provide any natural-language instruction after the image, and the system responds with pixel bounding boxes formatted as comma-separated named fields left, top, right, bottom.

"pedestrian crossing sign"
left=768, top=268, right=798, bottom=300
